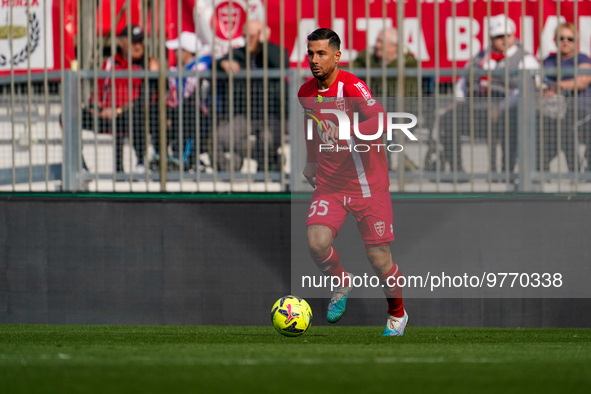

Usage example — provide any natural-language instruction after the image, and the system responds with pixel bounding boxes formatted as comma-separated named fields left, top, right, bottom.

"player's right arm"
left=303, top=115, right=318, bottom=188
left=303, top=162, right=318, bottom=189
left=298, top=87, right=320, bottom=189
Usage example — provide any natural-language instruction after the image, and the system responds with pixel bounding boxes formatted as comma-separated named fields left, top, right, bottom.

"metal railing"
left=3, top=67, right=591, bottom=193
left=2, top=0, right=591, bottom=193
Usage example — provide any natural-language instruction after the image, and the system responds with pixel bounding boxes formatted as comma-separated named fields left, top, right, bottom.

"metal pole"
left=61, top=0, right=67, bottom=190
left=364, top=0, right=369, bottom=85
left=76, top=0, right=83, bottom=188
left=434, top=0, right=440, bottom=189
left=94, top=1, right=101, bottom=188
left=503, top=0, right=510, bottom=186
left=347, top=0, right=352, bottom=74
left=143, top=0, right=149, bottom=187
left=396, top=0, right=405, bottom=190
left=263, top=0, right=269, bottom=189
left=127, top=0, right=134, bottom=186
left=246, top=1, right=252, bottom=189
left=27, top=0, right=33, bottom=189
left=159, top=0, right=167, bottom=190
left=10, top=2, right=15, bottom=191
left=193, top=2, right=202, bottom=189
left=486, top=0, right=492, bottom=188
left=211, top=0, right=218, bottom=188
left=451, top=0, right=457, bottom=186
left=417, top=0, right=424, bottom=191
left=110, top=0, right=117, bottom=188
left=468, top=0, right=475, bottom=190
left=574, top=0, right=580, bottom=191
left=44, top=0, right=50, bottom=190
left=228, top=0, right=235, bottom=188
left=280, top=0, right=286, bottom=190
left=178, top=0, right=184, bottom=190
left=62, top=71, right=81, bottom=191
left=538, top=0, right=544, bottom=187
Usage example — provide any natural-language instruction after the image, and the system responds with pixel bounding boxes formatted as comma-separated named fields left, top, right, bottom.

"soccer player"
left=298, top=28, right=408, bottom=336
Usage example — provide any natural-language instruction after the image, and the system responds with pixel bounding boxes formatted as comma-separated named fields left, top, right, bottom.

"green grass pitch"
left=1, top=325, right=590, bottom=393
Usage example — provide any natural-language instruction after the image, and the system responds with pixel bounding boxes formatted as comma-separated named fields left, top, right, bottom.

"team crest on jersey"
left=336, top=97, right=346, bottom=111
left=374, top=221, right=385, bottom=237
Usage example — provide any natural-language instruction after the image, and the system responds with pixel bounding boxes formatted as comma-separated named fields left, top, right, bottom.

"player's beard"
left=312, top=65, right=334, bottom=82
left=311, top=68, right=326, bottom=80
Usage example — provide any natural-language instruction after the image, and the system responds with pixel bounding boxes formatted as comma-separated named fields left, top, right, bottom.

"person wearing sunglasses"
left=540, top=23, right=591, bottom=173
left=440, top=15, right=539, bottom=178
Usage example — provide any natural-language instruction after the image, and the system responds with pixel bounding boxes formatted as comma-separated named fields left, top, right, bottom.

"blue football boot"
left=327, top=273, right=353, bottom=323
left=382, top=310, right=409, bottom=336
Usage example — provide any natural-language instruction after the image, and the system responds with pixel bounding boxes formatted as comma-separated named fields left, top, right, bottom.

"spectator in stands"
left=352, top=27, right=419, bottom=97
left=81, top=25, right=158, bottom=174
left=440, top=15, right=539, bottom=176
left=539, top=22, right=591, bottom=173
left=157, top=32, right=212, bottom=172
left=216, top=19, right=289, bottom=172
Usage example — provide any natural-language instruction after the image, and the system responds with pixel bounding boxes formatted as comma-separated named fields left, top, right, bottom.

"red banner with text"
left=167, top=0, right=591, bottom=68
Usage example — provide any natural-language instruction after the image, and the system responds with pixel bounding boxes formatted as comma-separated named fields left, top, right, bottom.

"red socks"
left=312, top=247, right=350, bottom=287
left=375, top=262, right=405, bottom=317
left=313, top=248, right=404, bottom=316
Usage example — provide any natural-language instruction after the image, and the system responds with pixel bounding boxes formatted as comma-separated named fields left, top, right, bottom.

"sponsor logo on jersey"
left=353, top=82, right=377, bottom=106
left=354, top=82, right=371, bottom=99
left=315, top=96, right=336, bottom=103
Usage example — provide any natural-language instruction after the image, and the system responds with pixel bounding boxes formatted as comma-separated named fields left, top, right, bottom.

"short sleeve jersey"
left=298, top=69, right=390, bottom=198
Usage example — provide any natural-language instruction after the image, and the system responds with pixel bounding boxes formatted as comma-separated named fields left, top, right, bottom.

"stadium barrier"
left=1, top=194, right=590, bottom=327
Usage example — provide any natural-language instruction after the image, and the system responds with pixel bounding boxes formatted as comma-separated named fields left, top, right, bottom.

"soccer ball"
left=271, top=295, right=313, bottom=337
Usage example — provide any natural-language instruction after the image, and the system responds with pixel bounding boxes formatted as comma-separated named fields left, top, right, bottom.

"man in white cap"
left=157, top=32, right=212, bottom=171
left=440, top=15, right=538, bottom=178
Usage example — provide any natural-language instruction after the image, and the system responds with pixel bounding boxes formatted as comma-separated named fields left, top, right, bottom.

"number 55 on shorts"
left=308, top=200, right=329, bottom=217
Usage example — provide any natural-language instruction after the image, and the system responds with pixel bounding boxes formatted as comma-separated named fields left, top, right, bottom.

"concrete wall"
left=1, top=195, right=590, bottom=327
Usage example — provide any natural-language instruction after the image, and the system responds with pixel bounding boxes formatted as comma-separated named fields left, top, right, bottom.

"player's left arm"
left=348, top=83, right=386, bottom=140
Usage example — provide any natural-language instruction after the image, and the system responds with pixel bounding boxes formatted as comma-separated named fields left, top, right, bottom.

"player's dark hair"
left=307, top=28, right=341, bottom=51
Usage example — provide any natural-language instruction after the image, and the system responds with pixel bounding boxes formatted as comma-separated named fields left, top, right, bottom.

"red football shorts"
left=306, top=189, right=394, bottom=246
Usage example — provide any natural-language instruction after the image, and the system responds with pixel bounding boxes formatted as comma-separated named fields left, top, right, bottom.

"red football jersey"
left=298, top=69, right=390, bottom=198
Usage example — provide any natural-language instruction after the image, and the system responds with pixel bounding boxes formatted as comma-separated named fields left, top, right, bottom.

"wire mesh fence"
left=2, top=0, right=591, bottom=193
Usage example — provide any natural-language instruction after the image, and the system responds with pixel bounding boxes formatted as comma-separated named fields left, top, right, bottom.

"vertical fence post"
left=526, top=70, right=538, bottom=192
left=518, top=71, right=538, bottom=192
left=288, top=69, right=304, bottom=192
left=62, top=70, right=81, bottom=192
left=158, top=0, right=168, bottom=191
